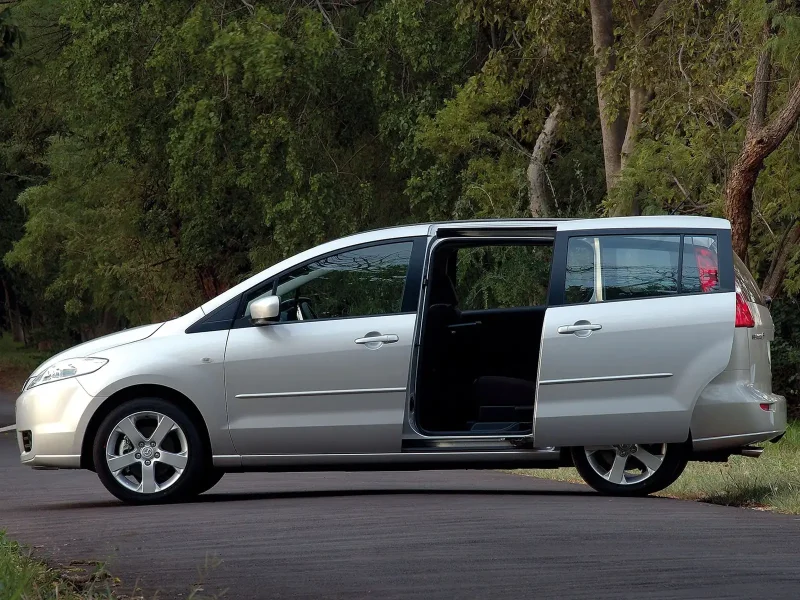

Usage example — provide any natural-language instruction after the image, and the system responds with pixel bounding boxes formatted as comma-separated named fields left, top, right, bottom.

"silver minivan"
left=15, top=216, right=787, bottom=503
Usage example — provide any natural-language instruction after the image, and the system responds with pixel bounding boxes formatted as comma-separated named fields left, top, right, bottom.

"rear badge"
left=752, top=333, right=764, bottom=340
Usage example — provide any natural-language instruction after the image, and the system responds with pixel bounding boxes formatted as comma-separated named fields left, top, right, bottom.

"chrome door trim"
left=539, top=372, right=673, bottom=386
left=234, top=387, right=407, bottom=399
left=593, top=236, right=604, bottom=301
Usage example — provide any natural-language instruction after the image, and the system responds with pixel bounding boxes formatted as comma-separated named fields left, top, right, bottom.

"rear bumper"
left=15, top=378, right=102, bottom=469
left=691, top=378, right=786, bottom=452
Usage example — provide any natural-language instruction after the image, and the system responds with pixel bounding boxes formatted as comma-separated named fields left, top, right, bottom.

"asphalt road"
left=1, top=432, right=799, bottom=599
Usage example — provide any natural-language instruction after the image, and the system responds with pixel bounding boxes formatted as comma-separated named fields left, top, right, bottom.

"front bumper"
left=15, top=378, right=103, bottom=468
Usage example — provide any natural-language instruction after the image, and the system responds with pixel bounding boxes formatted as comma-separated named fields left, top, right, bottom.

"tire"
left=571, top=442, right=688, bottom=497
left=194, top=469, right=225, bottom=495
left=93, top=397, right=207, bottom=505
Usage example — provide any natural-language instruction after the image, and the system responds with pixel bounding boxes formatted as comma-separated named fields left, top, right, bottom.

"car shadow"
left=39, top=486, right=615, bottom=510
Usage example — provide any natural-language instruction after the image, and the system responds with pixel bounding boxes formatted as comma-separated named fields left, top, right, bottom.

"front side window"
left=242, top=241, right=413, bottom=323
left=563, top=233, right=719, bottom=304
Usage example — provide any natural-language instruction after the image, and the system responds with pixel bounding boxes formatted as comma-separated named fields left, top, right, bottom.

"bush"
left=770, top=299, right=800, bottom=418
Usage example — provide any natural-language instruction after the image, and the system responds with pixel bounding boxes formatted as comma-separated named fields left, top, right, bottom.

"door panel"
left=535, top=294, right=735, bottom=446
left=225, top=314, right=415, bottom=455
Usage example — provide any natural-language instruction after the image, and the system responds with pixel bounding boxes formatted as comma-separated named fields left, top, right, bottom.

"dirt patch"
left=0, top=366, right=27, bottom=394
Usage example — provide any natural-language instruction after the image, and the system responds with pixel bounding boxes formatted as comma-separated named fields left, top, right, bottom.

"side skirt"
left=213, top=448, right=561, bottom=472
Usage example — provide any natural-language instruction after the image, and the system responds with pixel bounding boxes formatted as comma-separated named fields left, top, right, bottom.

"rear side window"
left=564, top=233, right=720, bottom=303
left=733, top=253, right=764, bottom=305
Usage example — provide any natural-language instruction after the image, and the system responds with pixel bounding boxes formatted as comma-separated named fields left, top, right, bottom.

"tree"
left=588, top=0, right=677, bottom=207
left=724, top=4, right=800, bottom=260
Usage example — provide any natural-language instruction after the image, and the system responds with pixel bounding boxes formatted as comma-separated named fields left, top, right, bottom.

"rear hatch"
left=733, top=254, right=773, bottom=393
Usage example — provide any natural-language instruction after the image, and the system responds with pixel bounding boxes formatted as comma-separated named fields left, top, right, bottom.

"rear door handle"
left=558, top=323, right=602, bottom=334
left=355, top=334, right=399, bottom=345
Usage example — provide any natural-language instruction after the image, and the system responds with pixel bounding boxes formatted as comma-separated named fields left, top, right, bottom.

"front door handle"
left=557, top=323, right=602, bottom=335
left=355, top=333, right=399, bottom=346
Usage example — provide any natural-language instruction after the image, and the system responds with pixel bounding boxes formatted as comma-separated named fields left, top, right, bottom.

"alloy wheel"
left=583, top=443, right=667, bottom=486
left=105, top=411, right=189, bottom=494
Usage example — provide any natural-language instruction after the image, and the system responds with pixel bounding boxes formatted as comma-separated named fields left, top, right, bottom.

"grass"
left=0, top=335, right=50, bottom=393
left=0, top=532, right=119, bottom=599
left=514, top=421, right=800, bottom=513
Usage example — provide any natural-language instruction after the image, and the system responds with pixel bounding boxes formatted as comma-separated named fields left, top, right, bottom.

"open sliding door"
left=534, top=222, right=736, bottom=447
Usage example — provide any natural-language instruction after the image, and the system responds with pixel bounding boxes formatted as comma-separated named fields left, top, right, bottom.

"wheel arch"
left=80, top=384, right=212, bottom=470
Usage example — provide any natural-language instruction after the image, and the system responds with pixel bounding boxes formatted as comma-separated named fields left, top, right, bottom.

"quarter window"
left=242, top=242, right=413, bottom=323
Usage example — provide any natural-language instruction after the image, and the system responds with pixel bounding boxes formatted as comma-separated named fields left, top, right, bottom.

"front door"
left=534, top=227, right=736, bottom=447
left=224, top=239, right=422, bottom=455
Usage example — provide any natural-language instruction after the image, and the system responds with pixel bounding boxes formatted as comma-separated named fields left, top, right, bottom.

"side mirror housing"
left=250, top=296, right=280, bottom=326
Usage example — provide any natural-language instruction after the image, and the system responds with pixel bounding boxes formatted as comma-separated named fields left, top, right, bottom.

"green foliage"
left=770, top=300, right=800, bottom=411
left=0, top=531, right=116, bottom=599
left=455, top=244, right=552, bottom=310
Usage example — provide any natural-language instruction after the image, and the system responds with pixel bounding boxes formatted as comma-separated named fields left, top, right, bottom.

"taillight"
left=735, top=291, right=755, bottom=328
left=694, top=247, right=719, bottom=292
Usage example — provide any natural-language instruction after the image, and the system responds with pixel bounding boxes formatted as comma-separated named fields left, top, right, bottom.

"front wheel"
left=572, top=443, right=688, bottom=497
left=93, top=398, right=207, bottom=504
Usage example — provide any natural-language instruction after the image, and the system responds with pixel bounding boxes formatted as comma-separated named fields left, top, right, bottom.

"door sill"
left=403, top=435, right=537, bottom=452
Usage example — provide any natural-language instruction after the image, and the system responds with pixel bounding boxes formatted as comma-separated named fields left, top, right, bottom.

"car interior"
left=413, top=239, right=554, bottom=436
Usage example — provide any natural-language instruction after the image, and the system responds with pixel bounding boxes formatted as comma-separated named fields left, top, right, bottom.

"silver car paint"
left=14, top=216, right=787, bottom=470
left=690, top=300, right=786, bottom=450
left=25, top=322, right=165, bottom=381
left=534, top=292, right=736, bottom=446
left=224, top=313, right=416, bottom=456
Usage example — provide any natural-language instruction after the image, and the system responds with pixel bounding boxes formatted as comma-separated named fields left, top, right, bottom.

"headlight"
left=26, top=357, right=108, bottom=390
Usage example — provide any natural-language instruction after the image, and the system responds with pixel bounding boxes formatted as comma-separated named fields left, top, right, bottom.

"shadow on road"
left=37, top=486, right=618, bottom=510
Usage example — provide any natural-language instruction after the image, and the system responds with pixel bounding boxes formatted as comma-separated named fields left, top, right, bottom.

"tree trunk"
left=725, top=76, right=800, bottom=259
left=762, top=221, right=800, bottom=299
left=528, top=104, right=562, bottom=217
left=590, top=0, right=673, bottom=201
left=589, top=0, right=626, bottom=193
left=1, top=277, right=25, bottom=343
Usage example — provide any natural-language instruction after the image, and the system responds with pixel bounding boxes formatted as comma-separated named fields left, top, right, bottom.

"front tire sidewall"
left=572, top=443, right=688, bottom=497
left=93, top=397, right=206, bottom=504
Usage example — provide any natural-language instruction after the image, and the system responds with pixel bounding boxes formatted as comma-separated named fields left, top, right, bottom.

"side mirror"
left=764, top=295, right=772, bottom=309
left=250, top=296, right=280, bottom=326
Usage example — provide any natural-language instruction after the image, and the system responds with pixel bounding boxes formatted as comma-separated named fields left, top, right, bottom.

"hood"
left=30, top=323, right=164, bottom=377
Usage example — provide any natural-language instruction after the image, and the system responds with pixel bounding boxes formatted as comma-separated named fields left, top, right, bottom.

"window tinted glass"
left=681, top=235, right=720, bottom=294
left=242, top=242, right=412, bottom=322
left=455, top=244, right=553, bottom=310
left=600, top=235, right=680, bottom=300
left=564, top=237, right=596, bottom=303
left=733, top=253, right=764, bottom=305
left=564, top=235, right=682, bottom=303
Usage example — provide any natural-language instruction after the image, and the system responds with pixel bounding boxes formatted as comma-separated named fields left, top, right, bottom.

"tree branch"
left=528, top=104, right=562, bottom=217
left=748, top=22, right=773, bottom=133
left=762, top=220, right=800, bottom=298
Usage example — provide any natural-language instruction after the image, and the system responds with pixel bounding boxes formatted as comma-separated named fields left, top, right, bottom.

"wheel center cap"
left=141, top=446, right=154, bottom=460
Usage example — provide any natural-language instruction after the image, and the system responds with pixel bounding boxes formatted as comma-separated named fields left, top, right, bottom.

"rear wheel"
left=571, top=443, right=688, bottom=496
left=93, top=398, right=207, bottom=504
